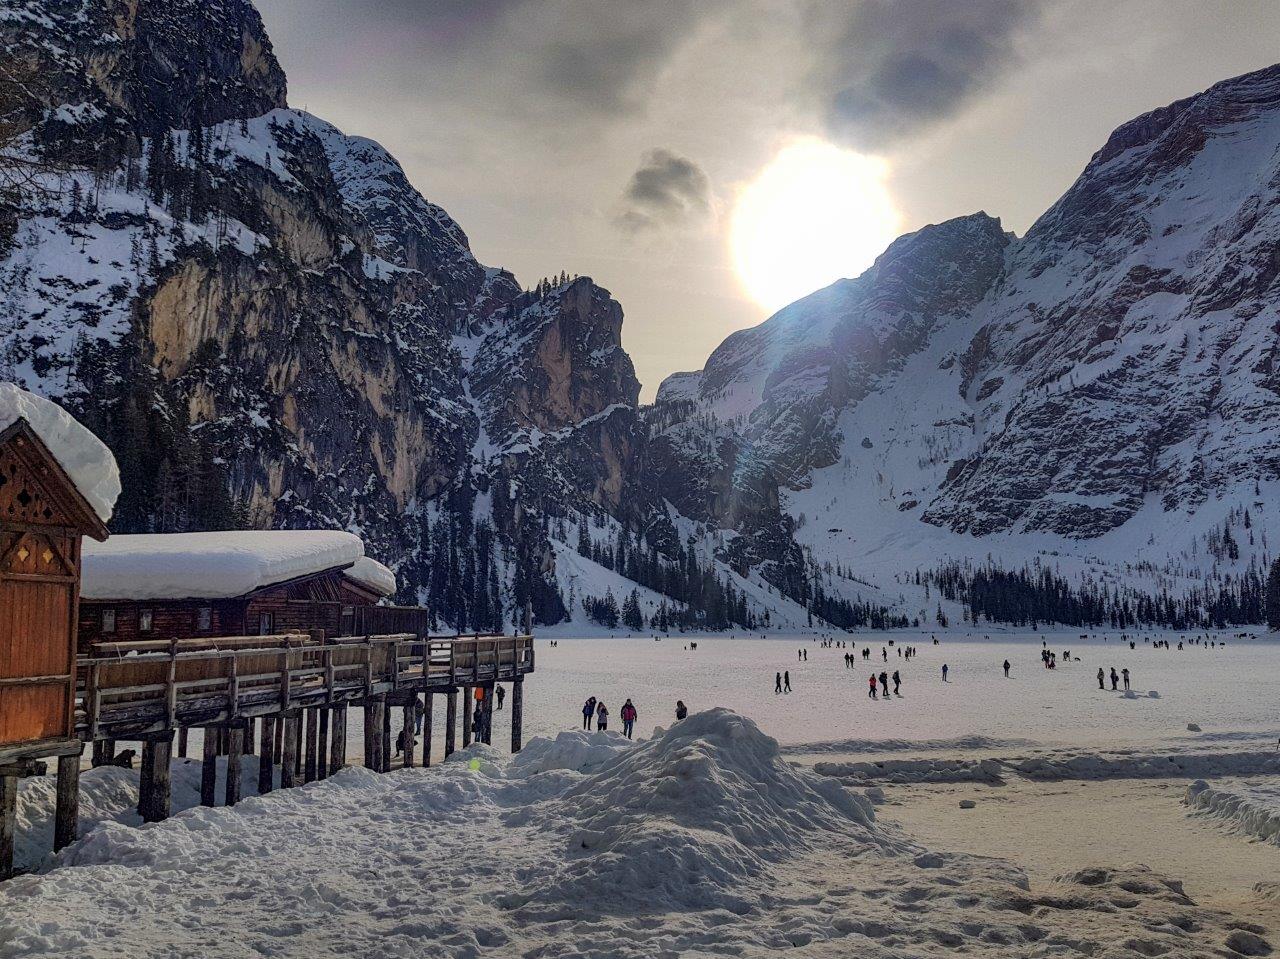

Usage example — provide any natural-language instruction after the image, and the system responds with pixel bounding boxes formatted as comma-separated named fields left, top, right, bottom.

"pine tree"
left=1266, top=557, right=1280, bottom=631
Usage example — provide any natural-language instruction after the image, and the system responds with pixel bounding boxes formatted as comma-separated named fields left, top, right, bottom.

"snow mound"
left=0, top=382, right=119, bottom=522
left=508, top=729, right=633, bottom=777
left=1184, top=779, right=1280, bottom=845
left=82, top=530, right=370, bottom=600
left=815, top=756, right=1007, bottom=785
left=504, top=709, right=880, bottom=917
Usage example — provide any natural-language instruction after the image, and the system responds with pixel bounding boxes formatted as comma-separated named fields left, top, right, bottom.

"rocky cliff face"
left=654, top=63, right=1280, bottom=618
left=0, top=0, right=645, bottom=626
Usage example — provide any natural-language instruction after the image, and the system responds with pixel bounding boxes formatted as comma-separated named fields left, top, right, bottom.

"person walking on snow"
left=879, top=671, right=889, bottom=701
left=496, top=686, right=505, bottom=710
left=1097, top=667, right=1105, bottom=690
left=775, top=671, right=783, bottom=694
left=784, top=670, right=792, bottom=693
left=942, top=663, right=949, bottom=682
left=595, top=701, right=609, bottom=732
left=868, top=674, right=878, bottom=699
left=1122, top=668, right=1130, bottom=691
left=582, top=697, right=596, bottom=730
left=892, top=670, right=901, bottom=696
left=1003, top=659, right=1011, bottom=678
left=621, top=699, right=638, bottom=739
left=1110, top=668, right=1119, bottom=691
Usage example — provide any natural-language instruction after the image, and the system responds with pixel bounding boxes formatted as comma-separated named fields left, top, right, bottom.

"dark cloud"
left=819, top=0, right=1043, bottom=147
left=617, top=149, right=712, bottom=233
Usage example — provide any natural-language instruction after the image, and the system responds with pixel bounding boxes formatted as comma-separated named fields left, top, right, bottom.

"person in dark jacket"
left=675, top=700, right=688, bottom=721
left=595, top=701, right=609, bottom=732
left=582, top=697, right=596, bottom=730
left=620, top=699, right=638, bottom=739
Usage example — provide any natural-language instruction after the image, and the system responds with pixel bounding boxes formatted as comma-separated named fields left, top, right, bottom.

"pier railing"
left=77, top=633, right=534, bottom=740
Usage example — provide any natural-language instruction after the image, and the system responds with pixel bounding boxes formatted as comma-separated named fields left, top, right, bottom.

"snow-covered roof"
left=0, top=382, right=120, bottom=523
left=81, top=530, right=377, bottom=601
left=345, top=555, right=397, bottom=597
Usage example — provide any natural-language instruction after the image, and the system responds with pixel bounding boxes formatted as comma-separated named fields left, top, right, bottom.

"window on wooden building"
left=139, top=609, right=154, bottom=632
left=258, top=611, right=274, bottom=635
left=101, top=608, right=116, bottom=633
left=196, top=607, right=212, bottom=631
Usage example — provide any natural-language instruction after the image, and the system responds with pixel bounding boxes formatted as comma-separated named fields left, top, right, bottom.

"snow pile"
left=82, top=530, right=371, bottom=600
left=507, top=728, right=633, bottom=777
left=0, top=382, right=120, bottom=522
left=814, top=756, right=1008, bottom=785
left=1184, top=779, right=1280, bottom=845
left=345, top=555, right=396, bottom=597
left=502, top=709, right=880, bottom=917
left=1011, top=748, right=1280, bottom=782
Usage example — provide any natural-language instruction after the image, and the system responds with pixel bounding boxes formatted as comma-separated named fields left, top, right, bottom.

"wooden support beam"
left=330, top=705, right=347, bottom=772
left=141, top=734, right=173, bottom=823
left=422, top=693, right=433, bottom=768
left=511, top=679, right=524, bottom=753
left=381, top=701, right=391, bottom=773
left=482, top=685, right=494, bottom=746
left=258, top=713, right=275, bottom=795
left=245, top=718, right=256, bottom=756
left=444, top=689, right=458, bottom=758
left=201, top=729, right=218, bottom=807
left=304, top=708, right=318, bottom=784
left=462, top=686, right=474, bottom=748
left=401, top=702, right=415, bottom=768
left=273, top=717, right=284, bottom=765
left=0, top=774, right=16, bottom=881
left=177, top=727, right=189, bottom=759
left=281, top=713, right=300, bottom=788
left=54, top=752, right=81, bottom=852
left=367, top=698, right=387, bottom=773
left=317, top=708, right=330, bottom=780
left=225, top=724, right=244, bottom=806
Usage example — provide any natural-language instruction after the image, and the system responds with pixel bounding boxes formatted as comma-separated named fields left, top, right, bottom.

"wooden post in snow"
left=304, top=708, right=318, bottom=783
left=317, top=708, right=330, bottom=780
left=141, top=733, right=173, bottom=822
left=225, top=723, right=244, bottom=806
left=258, top=714, right=275, bottom=795
left=462, top=686, right=474, bottom=748
left=330, top=705, right=347, bottom=772
left=444, top=689, right=458, bottom=758
left=0, top=773, right=16, bottom=881
left=422, top=693, right=433, bottom=767
left=53, top=751, right=81, bottom=851
left=510, top=678, right=524, bottom=753
left=201, top=728, right=218, bottom=806
left=281, top=713, right=300, bottom=789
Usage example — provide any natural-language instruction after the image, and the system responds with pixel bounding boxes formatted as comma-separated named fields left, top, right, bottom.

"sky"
left=254, top=0, right=1280, bottom=400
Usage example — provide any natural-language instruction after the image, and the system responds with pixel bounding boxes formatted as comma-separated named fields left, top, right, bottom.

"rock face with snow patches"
left=652, top=63, right=1280, bottom=617
left=0, top=0, right=641, bottom=623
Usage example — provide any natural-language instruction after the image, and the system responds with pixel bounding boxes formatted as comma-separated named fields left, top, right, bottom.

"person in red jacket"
left=620, top=699, right=638, bottom=739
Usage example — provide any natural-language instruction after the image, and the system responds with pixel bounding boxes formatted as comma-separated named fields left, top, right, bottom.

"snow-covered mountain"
left=3, top=0, right=1277, bottom=631
left=654, top=64, right=1280, bottom=627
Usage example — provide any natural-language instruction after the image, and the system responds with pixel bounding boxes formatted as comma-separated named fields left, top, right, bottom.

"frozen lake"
left=409, top=631, right=1280, bottom=758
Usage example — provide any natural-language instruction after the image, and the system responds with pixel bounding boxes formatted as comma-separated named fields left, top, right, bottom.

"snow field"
left=1, top=710, right=1272, bottom=958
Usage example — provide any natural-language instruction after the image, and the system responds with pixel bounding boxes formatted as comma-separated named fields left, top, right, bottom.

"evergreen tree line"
left=928, top=561, right=1270, bottom=630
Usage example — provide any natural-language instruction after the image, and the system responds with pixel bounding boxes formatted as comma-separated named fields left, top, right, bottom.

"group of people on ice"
left=867, top=670, right=902, bottom=699
left=581, top=696, right=640, bottom=738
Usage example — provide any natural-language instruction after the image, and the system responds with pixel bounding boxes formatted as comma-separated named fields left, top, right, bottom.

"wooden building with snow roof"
left=77, top=530, right=407, bottom=652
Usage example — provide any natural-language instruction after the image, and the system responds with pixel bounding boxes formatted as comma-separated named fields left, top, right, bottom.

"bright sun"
left=730, top=139, right=903, bottom=314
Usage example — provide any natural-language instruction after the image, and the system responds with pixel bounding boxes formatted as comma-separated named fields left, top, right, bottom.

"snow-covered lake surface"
left=3, top=632, right=1278, bottom=958
left=502, top=631, right=1280, bottom=754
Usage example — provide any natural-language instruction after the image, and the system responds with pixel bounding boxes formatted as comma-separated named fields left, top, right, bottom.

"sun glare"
left=730, top=139, right=903, bottom=314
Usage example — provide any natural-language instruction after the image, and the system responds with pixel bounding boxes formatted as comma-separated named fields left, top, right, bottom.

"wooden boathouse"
left=0, top=389, right=535, bottom=880
left=0, top=411, right=111, bottom=878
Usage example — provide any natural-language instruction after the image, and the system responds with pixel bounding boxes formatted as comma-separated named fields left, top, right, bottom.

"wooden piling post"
left=363, top=701, right=381, bottom=773
left=225, top=724, right=244, bottom=806
left=381, top=701, right=392, bottom=772
left=54, top=751, right=81, bottom=851
left=273, top=717, right=284, bottom=765
left=245, top=718, right=256, bottom=757
left=91, top=740, right=110, bottom=767
left=444, top=689, right=458, bottom=758
left=304, top=708, right=318, bottom=784
left=141, top=734, right=173, bottom=823
left=177, top=727, right=189, bottom=759
left=258, top=714, right=275, bottom=795
left=0, top=774, right=17, bottom=881
left=317, top=708, right=330, bottom=780
left=201, top=728, right=218, bottom=806
left=402, top=703, right=416, bottom=768
left=462, top=686, right=474, bottom=748
left=330, top=705, right=347, bottom=772
left=511, top=678, right=524, bottom=753
left=422, top=693, right=433, bottom=767
left=482, top=685, right=495, bottom=745
left=281, top=712, right=300, bottom=788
